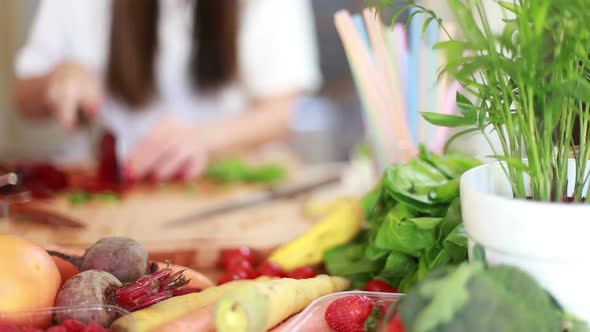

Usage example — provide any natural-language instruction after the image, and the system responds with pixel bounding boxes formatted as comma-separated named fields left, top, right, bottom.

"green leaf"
left=68, top=192, right=91, bottom=205
left=361, top=184, right=382, bottom=219
left=413, top=262, right=484, bottom=332
left=375, top=212, right=443, bottom=257
left=96, top=192, right=121, bottom=203
left=383, top=161, right=449, bottom=215
left=443, top=224, right=468, bottom=263
left=472, top=244, right=487, bottom=263
left=428, top=179, right=460, bottom=203
left=419, top=146, right=482, bottom=179
left=438, top=266, right=564, bottom=332
left=324, top=234, right=384, bottom=277
left=421, top=112, right=475, bottom=128
left=438, top=198, right=463, bottom=241
left=497, top=1, right=521, bottom=14
left=380, top=251, right=417, bottom=279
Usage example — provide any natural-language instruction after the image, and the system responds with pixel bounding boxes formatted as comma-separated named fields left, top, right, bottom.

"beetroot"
left=48, top=237, right=149, bottom=283
left=54, top=270, right=122, bottom=326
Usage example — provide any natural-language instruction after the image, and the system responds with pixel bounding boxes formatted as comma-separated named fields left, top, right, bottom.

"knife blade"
left=163, top=168, right=344, bottom=228
left=9, top=203, right=86, bottom=229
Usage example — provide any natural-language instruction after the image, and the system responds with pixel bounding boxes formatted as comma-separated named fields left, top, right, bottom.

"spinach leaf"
left=429, top=178, right=460, bottom=204
left=443, top=224, right=468, bottom=263
left=384, top=160, right=449, bottom=215
left=379, top=251, right=417, bottom=279
left=205, top=159, right=286, bottom=184
left=324, top=233, right=383, bottom=278
left=375, top=213, right=443, bottom=257
left=419, top=146, right=483, bottom=179
left=438, top=198, right=463, bottom=240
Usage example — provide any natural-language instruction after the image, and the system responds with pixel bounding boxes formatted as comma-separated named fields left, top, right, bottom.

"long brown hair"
left=106, top=0, right=239, bottom=108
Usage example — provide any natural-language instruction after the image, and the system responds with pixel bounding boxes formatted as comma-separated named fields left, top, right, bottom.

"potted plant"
left=374, top=0, right=590, bottom=322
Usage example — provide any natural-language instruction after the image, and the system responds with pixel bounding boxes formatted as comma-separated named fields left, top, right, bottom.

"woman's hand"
left=126, top=117, right=211, bottom=181
left=46, top=62, right=102, bottom=130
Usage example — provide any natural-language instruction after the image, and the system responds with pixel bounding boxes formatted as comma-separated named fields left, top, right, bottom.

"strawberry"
left=220, top=247, right=256, bottom=268
left=47, top=326, right=68, bottom=332
left=325, top=295, right=382, bottom=332
left=256, top=261, right=285, bottom=278
left=365, top=280, right=398, bottom=293
left=286, top=266, right=317, bottom=279
left=386, top=313, right=406, bottom=332
left=21, top=328, right=45, bottom=332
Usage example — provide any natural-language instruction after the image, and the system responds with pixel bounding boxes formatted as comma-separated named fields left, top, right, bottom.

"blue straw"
left=352, top=15, right=372, bottom=53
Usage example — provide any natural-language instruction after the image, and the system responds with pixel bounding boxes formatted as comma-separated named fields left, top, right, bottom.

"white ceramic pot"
left=460, top=160, right=590, bottom=322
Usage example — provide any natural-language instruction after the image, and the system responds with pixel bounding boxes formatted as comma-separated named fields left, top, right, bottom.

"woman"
left=13, top=0, right=322, bottom=180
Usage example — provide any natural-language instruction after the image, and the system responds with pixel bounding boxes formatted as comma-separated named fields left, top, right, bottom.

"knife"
left=0, top=175, right=85, bottom=229
left=163, top=168, right=344, bottom=228
left=78, top=107, right=126, bottom=183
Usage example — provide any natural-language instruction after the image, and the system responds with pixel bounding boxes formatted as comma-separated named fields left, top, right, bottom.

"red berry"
left=0, top=322, right=19, bottom=332
left=386, top=314, right=406, bottom=332
left=325, top=295, right=380, bottom=332
left=83, top=322, right=108, bottom=332
left=62, top=319, right=85, bottom=332
left=286, top=266, right=317, bottom=279
left=220, top=247, right=256, bottom=268
left=256, top=261, right=285, bottom=278
left=365, top=280, right=398, bottom=293
left=21, top=328, right=44, bottom=332
left=225, top=257, right=258, bottom=279
left=47, top=326, right=68, bottom=332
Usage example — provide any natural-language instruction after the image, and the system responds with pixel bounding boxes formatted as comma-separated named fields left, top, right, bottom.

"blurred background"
left=0, top=1, right=483, bottom=163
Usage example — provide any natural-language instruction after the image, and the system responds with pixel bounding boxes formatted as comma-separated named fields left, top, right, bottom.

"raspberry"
left=62, top=319, right=85, bottom=332
left=21, top=328, right=45, bottom=332
left=83, top=322, right=107, bottom=332
left=0, top=323, right=19, bottom=332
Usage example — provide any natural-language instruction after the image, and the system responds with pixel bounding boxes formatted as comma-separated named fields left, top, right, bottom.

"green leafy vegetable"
left=204, top=158, right=286, bottom=184
left=323, top=147, right=481, bottom=291
left=397, top=263, right=570, bottom=332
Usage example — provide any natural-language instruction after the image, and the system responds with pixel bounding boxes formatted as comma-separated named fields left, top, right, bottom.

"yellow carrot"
left=111, top=277, right=270, bottom=332
left=214, top=275, right=350, bottom=332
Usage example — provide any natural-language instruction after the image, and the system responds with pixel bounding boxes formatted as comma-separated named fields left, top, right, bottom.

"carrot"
left=153, top=262, right=214, bottom=290
left=214, top=275, right=350, bottom=332
left=111, top=277, right=271, bottom=332
left=152, top=304, right=216, bottom=332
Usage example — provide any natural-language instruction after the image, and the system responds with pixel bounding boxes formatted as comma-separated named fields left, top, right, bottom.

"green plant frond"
left=369, top=0, right=590, bottom=201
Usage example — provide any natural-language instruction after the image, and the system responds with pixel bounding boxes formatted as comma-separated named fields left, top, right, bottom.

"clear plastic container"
left=280, top=291, right=403, bottom=332
left=0, top=305, right=132, bottom=330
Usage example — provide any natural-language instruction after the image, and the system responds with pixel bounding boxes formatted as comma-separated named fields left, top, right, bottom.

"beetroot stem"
left=46, top=250, right=83, bottom=268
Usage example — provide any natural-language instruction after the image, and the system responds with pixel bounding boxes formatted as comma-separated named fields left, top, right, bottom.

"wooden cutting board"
left=0, top=150, right=345, bottom=269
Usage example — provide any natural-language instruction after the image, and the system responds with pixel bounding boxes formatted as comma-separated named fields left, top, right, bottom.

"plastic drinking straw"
left=393, top=25, right=408, bottom=98
left=424, top=21, right=440, bottom=148
left=352, top=14, right=371, bottom=51
left=432, top=81, right=462, bottom=154
left=353, top=13, right=397, bottom=164
left=363, top=8, right=416, bottom=163
left=407, top=7, right=423, bottom=144
left=335, top=10, right=389, bottom=172
left=418, top=39, right=430, bottom=147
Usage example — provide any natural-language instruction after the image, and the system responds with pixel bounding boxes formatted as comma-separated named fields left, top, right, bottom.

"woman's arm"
left=126, top=94, right=300, bottom=181
left=13, top=62, right=102, bottom=129
left=202, top=94, right=299, bottom=158
left=13, top=75, right=53, bottom=118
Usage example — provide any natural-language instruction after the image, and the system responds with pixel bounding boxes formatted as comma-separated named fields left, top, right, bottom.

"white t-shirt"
left=15, top=0, right=322, bottom=160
